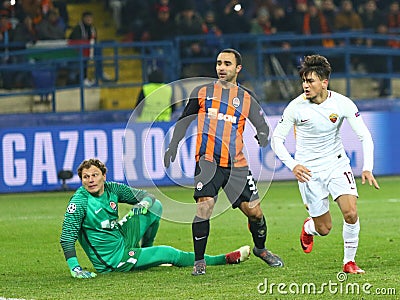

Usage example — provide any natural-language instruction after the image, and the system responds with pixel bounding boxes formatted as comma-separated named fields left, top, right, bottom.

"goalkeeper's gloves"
left=254, top=132, right=269, bottom=147
left=70, top=266, right=97, bottom=279
left=164, top=143, right=178, bottom=168
left=129, top=201, right=150, bottom=216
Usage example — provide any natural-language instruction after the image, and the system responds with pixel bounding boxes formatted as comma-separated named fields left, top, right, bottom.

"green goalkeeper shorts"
left=115, top=214, right=143, bottom=272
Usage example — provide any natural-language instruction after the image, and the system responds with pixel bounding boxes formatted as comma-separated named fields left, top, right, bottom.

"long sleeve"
left=271, top=103, right=299, bottom=171
left=169, top=97, right=199, bottom=145
left=60, top=192, right=87, bottom=260
left=247, top=94, right=269, bottom=136
left=105, top=181, right=156, bottom=207
left=345, top=111, right=374, bottom=172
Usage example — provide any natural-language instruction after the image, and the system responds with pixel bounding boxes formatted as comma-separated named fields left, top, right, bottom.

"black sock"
left=192, top=216, right=210, bottom=261
left=249, top=216, right=267, bottom=250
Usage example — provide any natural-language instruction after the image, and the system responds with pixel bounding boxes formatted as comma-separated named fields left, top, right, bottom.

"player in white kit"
left=271, top=55, right=380, bottom=274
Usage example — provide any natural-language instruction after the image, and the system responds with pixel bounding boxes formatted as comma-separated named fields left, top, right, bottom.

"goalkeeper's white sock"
left=343, top=218, right=360, bottom=264
left=304, top=218, right=320, bottom=236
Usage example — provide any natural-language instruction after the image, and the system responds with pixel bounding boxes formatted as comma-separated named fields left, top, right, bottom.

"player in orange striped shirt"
left=164, top=48, right=283, bottom=275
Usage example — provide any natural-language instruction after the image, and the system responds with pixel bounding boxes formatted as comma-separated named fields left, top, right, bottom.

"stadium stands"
left=1, top=1, right=400, bottom=114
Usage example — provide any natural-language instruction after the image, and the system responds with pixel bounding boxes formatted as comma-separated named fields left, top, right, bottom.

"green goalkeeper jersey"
left=60, top=181, right=154, bottom=272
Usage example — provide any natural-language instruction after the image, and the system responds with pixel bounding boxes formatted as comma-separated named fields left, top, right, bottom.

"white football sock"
left=304, top=218, right=320, bottom=236
left=343, top=218, right=360, bottom=264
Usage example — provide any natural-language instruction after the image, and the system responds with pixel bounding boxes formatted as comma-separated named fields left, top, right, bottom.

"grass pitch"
left=0, top=176, right=399, bottom=299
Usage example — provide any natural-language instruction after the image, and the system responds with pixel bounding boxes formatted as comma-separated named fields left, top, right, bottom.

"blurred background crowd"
left=0, top=0, right=399, bottom=97
left=1, top=0, right=399, bottom=51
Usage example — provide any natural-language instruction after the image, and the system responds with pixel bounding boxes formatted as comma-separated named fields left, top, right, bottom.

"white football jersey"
left=271, top=90, right=374, bottom=172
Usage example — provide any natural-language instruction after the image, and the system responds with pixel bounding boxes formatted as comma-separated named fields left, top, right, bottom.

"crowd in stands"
left=0, top=0, right=69, bottom=42
left=0, top=0, right=71, bottom=89
left=1, top=0, right=399, bottom=96
left=113, top=0, right=400, bottom=43
left=108, top=0, right=400, bottom=95
left=0, top=0, right=104, bottom=89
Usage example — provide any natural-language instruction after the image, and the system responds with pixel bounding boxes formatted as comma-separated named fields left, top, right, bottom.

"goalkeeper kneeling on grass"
left=60, top=158, right=250, bottom=278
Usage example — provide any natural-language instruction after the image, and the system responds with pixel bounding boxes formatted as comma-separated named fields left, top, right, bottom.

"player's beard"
left=218, top=71, right=237, bottom=85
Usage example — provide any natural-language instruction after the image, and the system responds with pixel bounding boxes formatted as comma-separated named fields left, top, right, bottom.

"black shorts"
left=193, top=158, right=259, bottom=208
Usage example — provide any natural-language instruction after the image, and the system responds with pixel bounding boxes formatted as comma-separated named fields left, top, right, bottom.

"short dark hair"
left=82, top=11, right=93, bottom=18
left=299, top=54, right=331, bottom=80
left=220, top=48, right=242, bottom=66
left=77, top=158, right=107, bottom=179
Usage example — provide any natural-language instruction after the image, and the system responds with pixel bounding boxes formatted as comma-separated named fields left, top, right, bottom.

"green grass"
left=0, top=176, right=399, bottom=299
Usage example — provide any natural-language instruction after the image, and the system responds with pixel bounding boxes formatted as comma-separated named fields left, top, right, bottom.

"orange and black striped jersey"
left=170, top=81, right=269, bottom=167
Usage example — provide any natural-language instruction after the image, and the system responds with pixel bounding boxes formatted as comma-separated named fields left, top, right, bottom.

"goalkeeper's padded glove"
left=164, top=143, right=178, bottom=168
left=70, top=266, right=97, bottom=279
left=254, top=132, right=269, bottom=147
left=129, top=201, right=150, bottom=216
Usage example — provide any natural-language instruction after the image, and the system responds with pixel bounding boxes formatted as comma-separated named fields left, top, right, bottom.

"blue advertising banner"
left=0, top=111, right=397, bottom=193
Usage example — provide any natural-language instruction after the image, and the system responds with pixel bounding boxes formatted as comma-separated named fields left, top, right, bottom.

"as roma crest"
left=329, top=113, right=338, bottom=123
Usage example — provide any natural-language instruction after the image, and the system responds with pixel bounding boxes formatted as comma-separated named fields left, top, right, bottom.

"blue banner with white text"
left=0, top=111, right=397, bottom=193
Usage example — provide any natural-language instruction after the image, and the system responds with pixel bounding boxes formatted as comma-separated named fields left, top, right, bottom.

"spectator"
left=141, top=5, right=175, bottom=41
left=218, top=0, right=251, bottom=34
left=119, top=0, right=150, bottom=38
left=12, top=15, right=37, bottom=44
left=0, top=9, right=12, bottom=43
left=53, top=0, right=69, bottom=29
left=21, top=0, right=51, bottom=25
left=359, top=0, right=383, bottom=31
left=270, top=5, right=293, bottom=33
left=250, top=7, right=276, bottom=35
left=40, top=0, right=54, bottom=16
left=202, top=10, right=222, bottom=36
left=0, top=1, right=13, bottom=15
left=386, top=1, right=400, bottom=48
left=69, top=10, right=95, bottom=41
left=0, top=12, right=13, bottom=89
left=320, top=0, right=337, bottom=31
left=253, top=6, right=295, bottom=98
left=334, top=0, right=363, bottom=33
left=253, top=0, right=281, bottom=14
left=21, top=0, right=39, bottom=21
left=201, top=10, right=223, bottom=56
left=291, top=0, right=309, bottom=34
left=36, top=8, right=65, bottom=40
left=175, top=2, right=203, bottom=36
left=334, top=0, right=364, bottom=71
left=192, top=0, right=217, bottom=17
left=11, top=15, right=37, bottom=89
left=270, top=5, right=295, bottom=67
left=175, top=1, right=205, bottom=58
left=139, top=5, right=176, bottom=72
left=0, top=11, right=12, bottom=56
left=68, top=11, right=96, bottom=86
left=152, top=0, right=176, bottom=19
left=0, top=0, right=18, bottom=28
left=298, top=3, right=335, bottom=47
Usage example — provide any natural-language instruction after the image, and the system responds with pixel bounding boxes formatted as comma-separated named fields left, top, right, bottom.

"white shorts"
left=298, top=162, right=358, bottom=217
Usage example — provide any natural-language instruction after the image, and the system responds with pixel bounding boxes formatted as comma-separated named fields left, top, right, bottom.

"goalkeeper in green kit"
left=60, top=158, right=250, bottom=278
